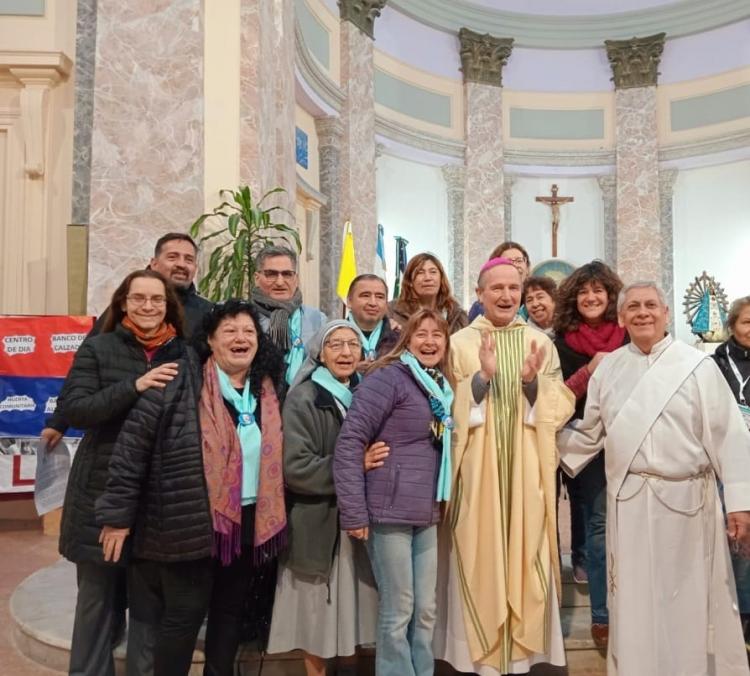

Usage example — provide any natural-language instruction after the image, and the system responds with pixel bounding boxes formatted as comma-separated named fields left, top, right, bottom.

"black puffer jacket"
left=713, top=337, right=750, bottom=404
left=95, top=348, right=214, bottom=562
left=58, top=325, right=185, bottom=564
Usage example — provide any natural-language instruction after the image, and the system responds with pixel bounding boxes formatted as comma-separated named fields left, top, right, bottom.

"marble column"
left=337, top=0, right=387, bottom=272
left=316, top=116, right=344, bottom=318
left=442, top=164, right=466, bottom=304
left=459, top=28, right=513, bottom=286
left=239, top=0, right=296, bottom=221
left=605, top=33, right=665, bottom=284
left=659, top=168, right=678, bottom=318
left=72, top=0, right=97, bottom=226
left=504, top=174, right=516, bottom=241
left=87, top=0, right=205, bottom=313
left=597, top=174, right=617, bottom=268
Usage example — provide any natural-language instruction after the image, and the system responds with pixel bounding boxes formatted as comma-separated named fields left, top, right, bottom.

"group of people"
left=45, top=231, right=750, bottom=676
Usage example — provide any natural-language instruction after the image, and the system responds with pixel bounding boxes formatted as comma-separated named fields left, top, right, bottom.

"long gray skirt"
left=266, top=532, right=378, bottom=658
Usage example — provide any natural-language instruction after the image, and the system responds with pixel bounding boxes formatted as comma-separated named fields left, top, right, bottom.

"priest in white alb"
left=433, top=257, right=575, bottom=675
left=558, top=281, right=750, bottom=676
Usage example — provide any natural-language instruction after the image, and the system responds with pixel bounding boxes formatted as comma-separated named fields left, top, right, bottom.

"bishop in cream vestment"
left=559, top=283, right=750, bottom=676
left=433, top=259, right=575, bottom=675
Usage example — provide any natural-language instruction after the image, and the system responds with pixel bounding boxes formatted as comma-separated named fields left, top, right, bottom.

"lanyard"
left=727, top=355, right=750, bottom=405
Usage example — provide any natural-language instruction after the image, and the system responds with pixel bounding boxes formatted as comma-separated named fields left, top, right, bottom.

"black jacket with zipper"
left=58, top=324, right=185, bottom=564
left=94, top=347, right=215, bottom=563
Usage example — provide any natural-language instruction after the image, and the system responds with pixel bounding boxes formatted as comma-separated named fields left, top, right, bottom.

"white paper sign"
left=34, top=440, right=71, bottom=515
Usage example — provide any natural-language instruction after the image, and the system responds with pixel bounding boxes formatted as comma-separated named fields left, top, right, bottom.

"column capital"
left=315, top=115, right=344, bottom=145
left=441, top=163, right=465, bottom=190
left=596, top=174, right=617, bottom=192
left=604, top=32, right=665, bottom=89
left=458, top=28, right=513, bottom=87
left=338, top=0, right=388, bottom=40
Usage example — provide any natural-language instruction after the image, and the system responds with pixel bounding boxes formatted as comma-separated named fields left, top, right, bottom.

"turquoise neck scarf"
left=399, top=351, right=454, bottom=501
left=311, top=365, right=356, bottom=409
left=347, top=313, right=383, bottom=361
left=216, top=365, right=262, bottom=505
left=284, top=308, right=305, bottom=384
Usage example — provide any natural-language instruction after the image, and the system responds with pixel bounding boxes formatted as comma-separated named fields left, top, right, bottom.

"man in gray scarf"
left=250, top=245, right=326, bottom=383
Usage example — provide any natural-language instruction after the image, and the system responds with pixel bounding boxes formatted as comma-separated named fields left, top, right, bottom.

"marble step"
left=11, top=559, right=605, bottom=675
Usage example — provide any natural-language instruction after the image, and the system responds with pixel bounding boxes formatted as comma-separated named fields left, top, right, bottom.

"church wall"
left=0, top=0, right=75, bottom=314
left=510, top=177, right=605, bottom=271
left=672, top=159, right=750, bottom=343
left=86, top=0, right=205, bottom=315
left=203, top=0, right=241, bottom=210
left=375, top=154, right=449, bottom=296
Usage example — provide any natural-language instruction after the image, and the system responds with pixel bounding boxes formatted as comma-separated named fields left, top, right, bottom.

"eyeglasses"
left=506, top=257, right=527, bottom=266
left=126, top=294, right=167, bottom=307
left=324, top=340, right=362, bottom=353
left=259, top=269, right=296, bottom=280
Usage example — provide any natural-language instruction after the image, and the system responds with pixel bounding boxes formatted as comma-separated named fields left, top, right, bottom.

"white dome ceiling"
left=467, top=0, right=681, bottom=16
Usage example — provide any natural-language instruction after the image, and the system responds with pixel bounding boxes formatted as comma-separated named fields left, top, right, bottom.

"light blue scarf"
left=347, top=313, right=383, bottom=361
left=216, top=365, right=262, bottom=505
left=311, top=365, right=356, bottom=409
left=284, top=308, right=305, bottom=384
left=399, top=351, right=454, bottom=501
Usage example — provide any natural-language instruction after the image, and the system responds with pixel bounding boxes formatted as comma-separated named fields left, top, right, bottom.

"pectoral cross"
left=535, top=184, right=574, bottom=257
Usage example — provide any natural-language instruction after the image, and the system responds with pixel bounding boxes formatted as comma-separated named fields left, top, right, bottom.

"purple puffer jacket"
left=334, top=361, right=441, bottom=529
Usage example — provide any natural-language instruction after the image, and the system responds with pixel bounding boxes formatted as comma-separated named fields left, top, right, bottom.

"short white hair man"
left=558, top=281, right=750, bottom=676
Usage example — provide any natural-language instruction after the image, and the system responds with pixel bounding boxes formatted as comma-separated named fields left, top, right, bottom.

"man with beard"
left=42, top=233, right=212, bottom=445
left=250, top=245, right=326, bottom=384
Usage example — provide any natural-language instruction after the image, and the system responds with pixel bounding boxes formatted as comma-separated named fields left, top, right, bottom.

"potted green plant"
left=189, top=186, right=300, bottom=301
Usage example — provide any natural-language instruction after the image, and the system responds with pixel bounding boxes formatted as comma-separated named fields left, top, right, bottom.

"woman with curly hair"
left=388, top=253, right=467, bottom=335
left=96, top=300, right=287, bottom=676
left=553, top=260, right=626, bottom=651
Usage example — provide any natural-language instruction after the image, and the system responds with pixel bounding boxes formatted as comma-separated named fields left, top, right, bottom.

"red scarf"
left=122, top=316, right=177, bottom=350
left=564, top=321, right=626, bottom=357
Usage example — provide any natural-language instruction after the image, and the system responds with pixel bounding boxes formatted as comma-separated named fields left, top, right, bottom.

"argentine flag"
left=374, top=223, right=387, bottom=280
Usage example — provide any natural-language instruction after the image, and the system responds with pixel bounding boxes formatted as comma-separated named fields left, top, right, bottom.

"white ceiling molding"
left=388, top=0, right=750, bottom=48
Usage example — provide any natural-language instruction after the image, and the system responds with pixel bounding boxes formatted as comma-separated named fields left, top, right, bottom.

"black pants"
left=128, top=557, right=213, bottom=676
left=203, top=503, right=278, bottom=676
left=69, top=562, right=127, bottom=676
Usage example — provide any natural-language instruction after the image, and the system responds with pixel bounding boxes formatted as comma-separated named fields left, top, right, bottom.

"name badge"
left=739, top=404, right=750, bottom=431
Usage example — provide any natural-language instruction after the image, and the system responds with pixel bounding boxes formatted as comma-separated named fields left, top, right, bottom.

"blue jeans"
left=367, top=524, right=437, bottom=676
left=571, top=453, right=608, bottom=624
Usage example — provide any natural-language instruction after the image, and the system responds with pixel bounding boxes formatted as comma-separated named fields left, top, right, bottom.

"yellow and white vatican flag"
left=336, top=221, right=357, bottom=304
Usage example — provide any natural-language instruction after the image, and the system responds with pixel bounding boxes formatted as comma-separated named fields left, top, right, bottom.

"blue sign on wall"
left=295, top=127, right=309, bottom=169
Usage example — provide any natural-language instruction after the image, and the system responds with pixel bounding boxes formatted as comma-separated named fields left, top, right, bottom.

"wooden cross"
left=535, top=184, right=574, bottom=257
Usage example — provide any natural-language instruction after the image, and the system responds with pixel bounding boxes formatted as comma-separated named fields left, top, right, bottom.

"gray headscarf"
left=289, top=319, right=363, bottom=391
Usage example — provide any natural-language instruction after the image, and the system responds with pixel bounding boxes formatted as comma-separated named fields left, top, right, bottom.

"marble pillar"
left=459, top=28, right=513, bottom=285
left=597, top=175, right=617, bottom=268
left=239, top=0, right=296, bottom=221
left=442, top=164, right=466, bottom=304
left=606, top=33, right=665, bottom=284
left=504, top=174, right=515, bottom=241
left=87, top=0, right=204, bottom=313
left=338, top=0, right=387, bottom=273
left=659, top=168, right=678, bottom=316
left=72, top=0, right=97, bottom=226
left=316, top=116, right=344, bottom=318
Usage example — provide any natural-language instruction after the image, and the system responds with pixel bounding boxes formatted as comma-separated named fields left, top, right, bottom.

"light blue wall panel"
left=671, top=84, right=750, bottom=131
left=374, top=69, right=452, bottom=128
left=510, top=108, right=605, bottom=140
left=295, top=0, right=329, bottom=69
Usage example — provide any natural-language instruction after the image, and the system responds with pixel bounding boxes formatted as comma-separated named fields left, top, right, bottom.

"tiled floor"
left=0, top=528, right=61, bottom=675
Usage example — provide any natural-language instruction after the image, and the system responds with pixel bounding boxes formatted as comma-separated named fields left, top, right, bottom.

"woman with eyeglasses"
left=95, top=300, right=287, bottom=676
left=59, top=269, right=185, bottom=676
left=267, top=320, right=378, bottom=676
left=467, top=241, right=531, bottom=321
left=388, top=253, right=467, bottom=335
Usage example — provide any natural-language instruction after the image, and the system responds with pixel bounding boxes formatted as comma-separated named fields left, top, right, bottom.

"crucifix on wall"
left=535, top=184, right=574, bottom=257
